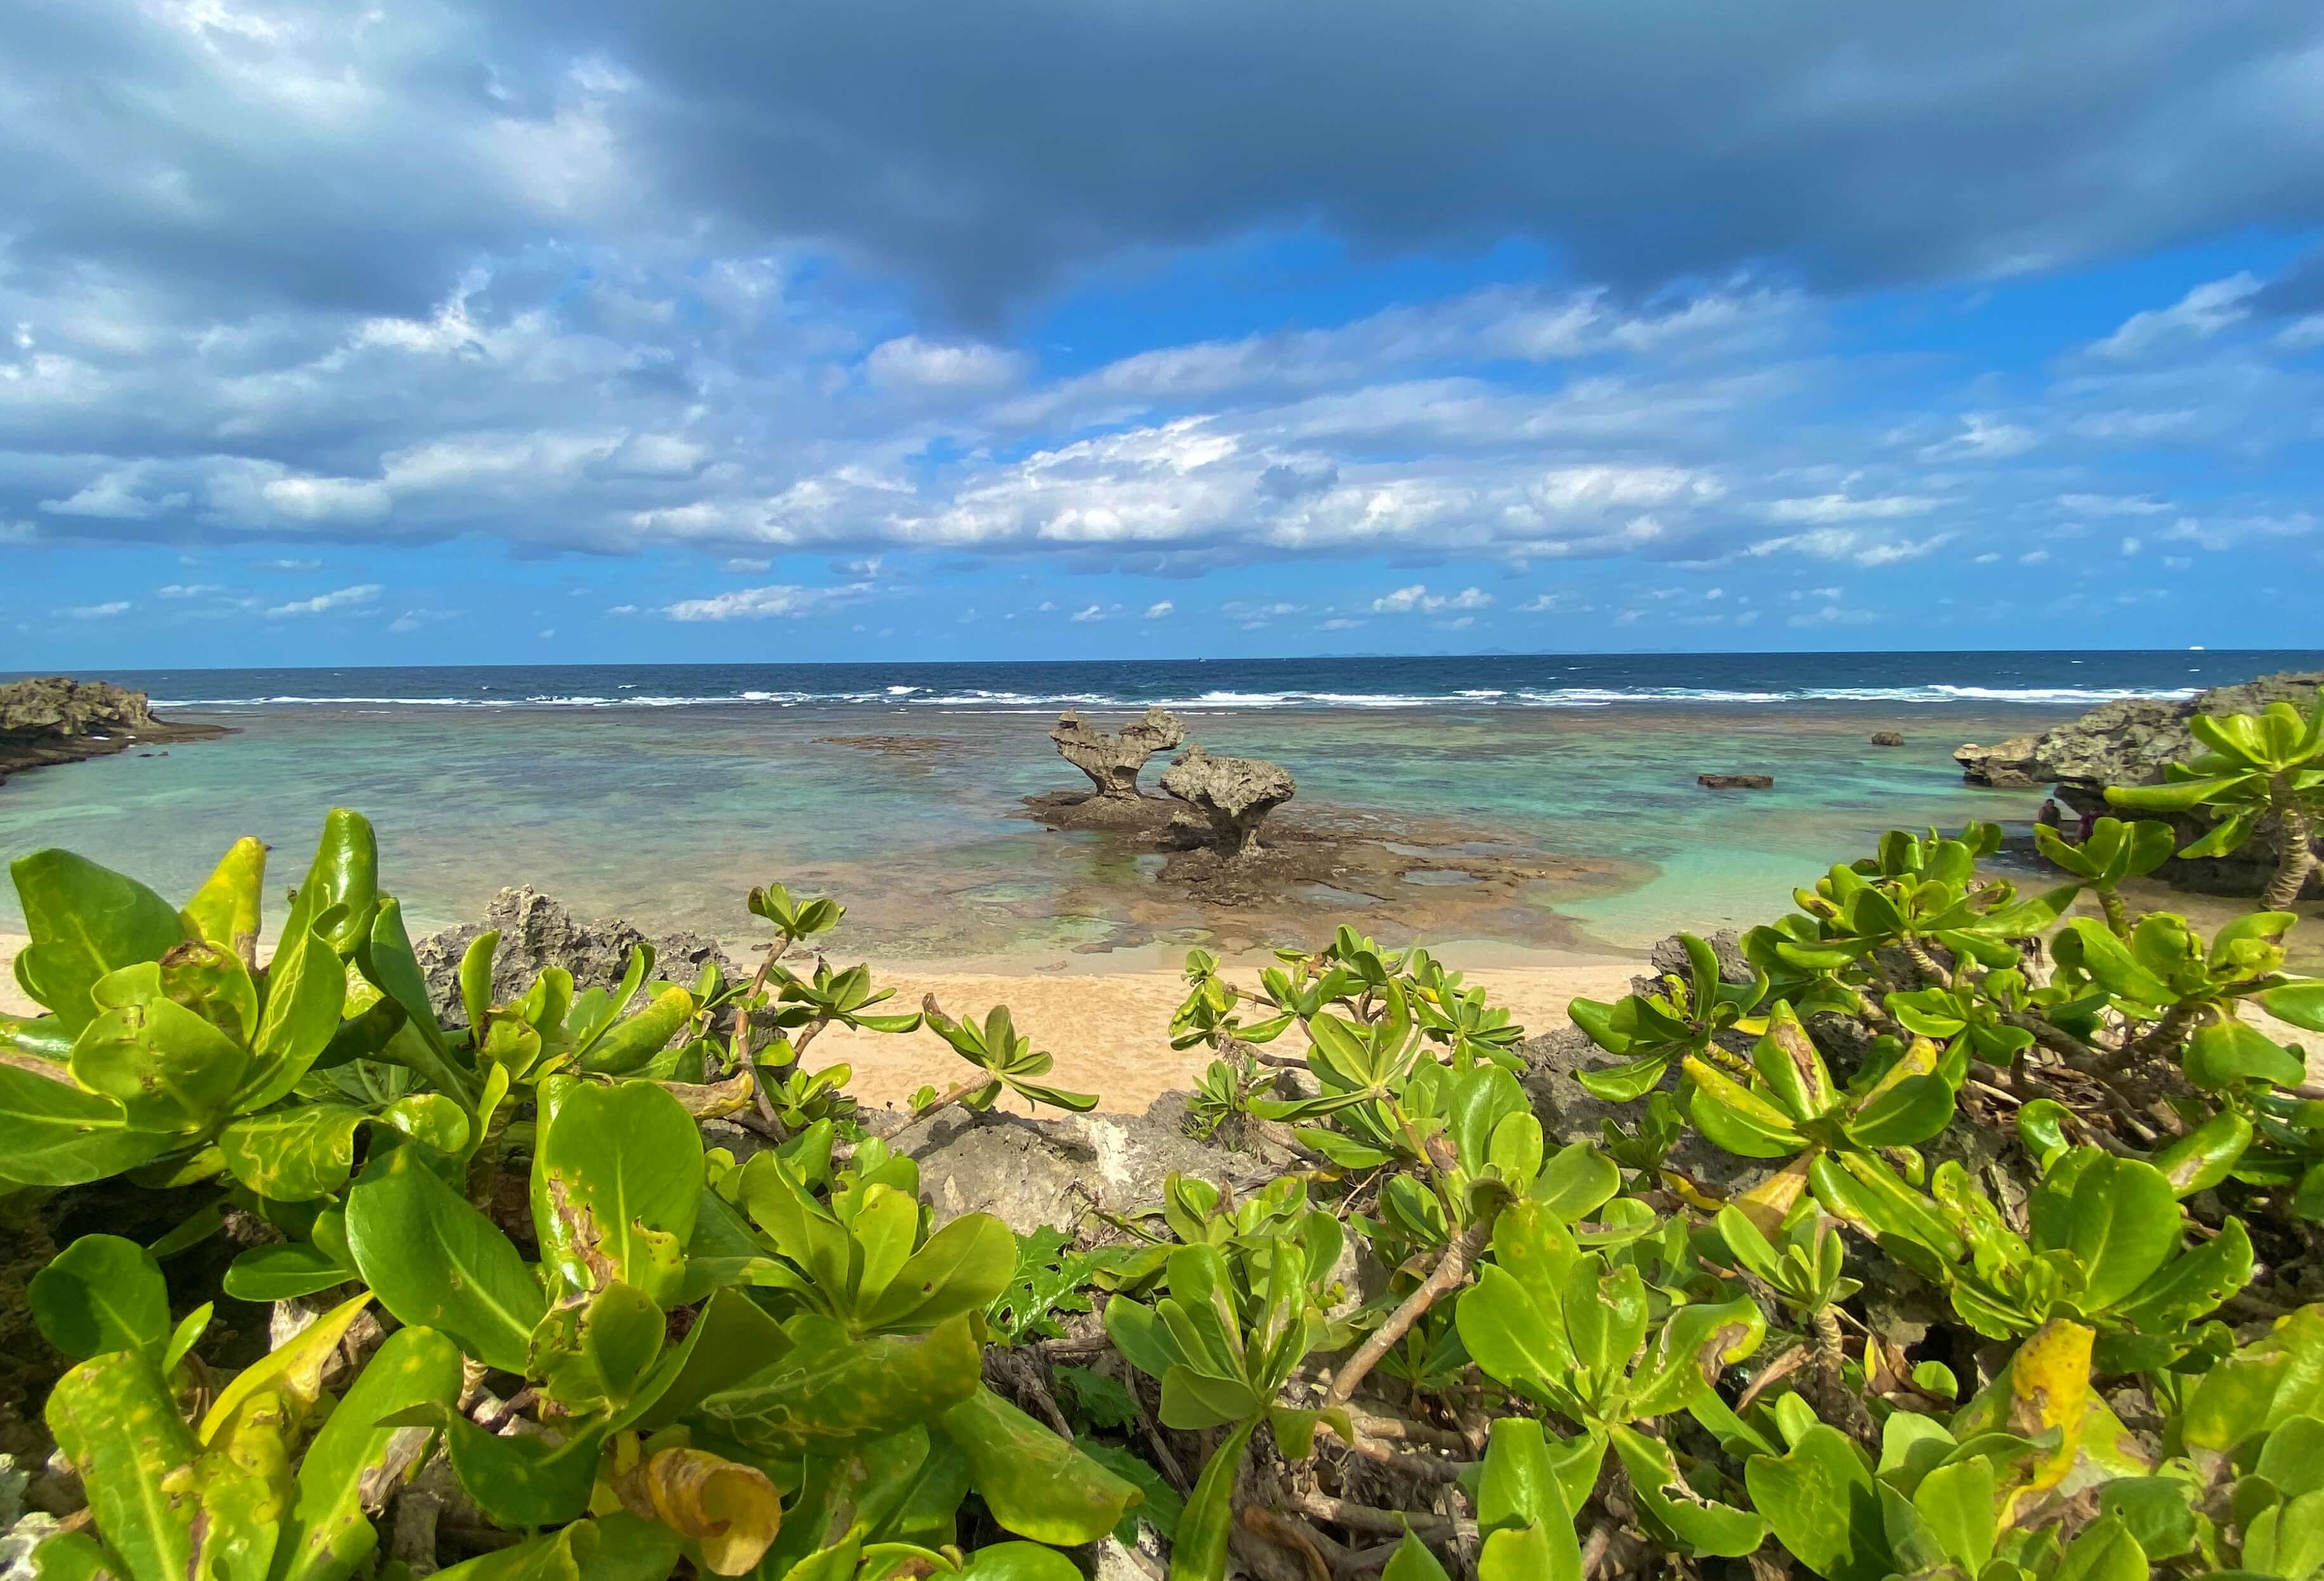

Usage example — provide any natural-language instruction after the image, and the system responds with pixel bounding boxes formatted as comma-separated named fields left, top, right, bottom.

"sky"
left=4, top=1, right=2323, bottom=669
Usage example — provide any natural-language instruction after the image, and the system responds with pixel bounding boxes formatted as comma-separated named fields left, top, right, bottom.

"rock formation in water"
left=1698, top=773, right=1773, bottom=790
left=1049, top=707, right=1185, bottom=801
left=1160, top=745, right=1296, bottom=857
left=0, top=676, right=226, bottom=786
left=1870, top=731, right=1905, bottom=747
left=414, top=886, right=741, bottom=1025
left=1955, top=669, right=2324, bottom=898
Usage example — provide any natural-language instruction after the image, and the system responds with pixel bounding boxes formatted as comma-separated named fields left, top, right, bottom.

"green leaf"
left=700, top=1314, right=982, bottom=1459
left=1477, top=1523, right=1577, bottom=1581
left=617, top=1286, right=792, bottom=1432
left=862, top=1210, right=1017, bottom=1334
left=272, top=1325, right=463, bottom=1581
left=936, top=1386, right=1139, bottom=1547
left=181, top=838, right=266, bottom=967
left=360, top=898, right=470, bottom=1103
left=577, top=987, right=696, bottom=1076
left=11, top=850, right=187, bottom=1035
left=428, top=1520, right=591, bottom=1581
left=2031, top=1152, right=2180, bottom=1311
left=0, top=1063, right=170, bottom=1186
left=2184, top=1019, right=2305, bottom=1091
left=238, top=924, right=349, bottom=1111
left=279, top=810, right=379, bottom=961
left=44, top=1349, right=200, bottom=1581
left=217, top=1105, right=369, bottom=1202
left=2151, top=1110, right=2254, bottom=1195
left=69, top=964, right=252, bottom=1132
left=222, top=1242, right=353, bottom=1303
left=1744, top=1423, right=1887, bottom=1581
left=2048, top=1516, right=2148, bottom=1581
left=344, top=1148, right=545, bottom=1373
left=2262, top=980, right=2324, bottom=1033
left=396, top=1405, right=605, bottom=1529
left=1381, top=1530, right=1452, bottom=1581
left=1169, top=1417, right=1257, bottom=1581
left=1609, top=1422, right=1768, bottom=1557
left=530, top=1077, right=702, bottom=1306
left=29, top=1233, right=171, bottom=1360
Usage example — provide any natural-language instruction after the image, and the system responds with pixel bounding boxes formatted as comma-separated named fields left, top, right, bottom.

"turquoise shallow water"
left=0, top=699, right=2079, bottom=957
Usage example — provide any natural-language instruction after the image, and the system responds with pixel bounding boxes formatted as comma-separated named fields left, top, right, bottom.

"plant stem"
left=2264, top=773, right=2317, bottom=912
left=1324, top=1214, right=1495, bottom=1413
left=1902, top=938, right=1955, bottom=990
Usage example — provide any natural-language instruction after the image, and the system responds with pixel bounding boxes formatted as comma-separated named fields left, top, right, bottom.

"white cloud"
left=1917, top=413, right=2038, bottom=461
left=865, top=336, right=1025, bottom=389
left=1761, top=494, right=1940, bottom=524
left=1069, top=603, right=1107, bottom=622
left=1371, top=583, right=1492, bottom=614
left=1750, top=528, right=1954, bottom=566
left=2091, top=274, right=2260, bottom=359
left=661, top=582, right=869, bottom=620
left=388, top=608, right=461, bottom=633
left=67, top=600, right=131, bottom=620
left=1787, top=603, right=1877, bottom=627
left=265, top=583, right=383, bottom=617
left=1142, top=600, right=1174, bottom=619
left=157, top=582, right=228, bottom=599
left=2120, top=536, right=2141, bottom=556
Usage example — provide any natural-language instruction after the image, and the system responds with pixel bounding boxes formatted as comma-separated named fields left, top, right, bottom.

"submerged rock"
left=1160, top=745, right=1296, bottom=857
left=1697, top=773, right=1773, bottom=790
left=413, top=887, right=740, bottom=1025
left=0, top=676, right=226, bottom=787
left=1050, top=707, right=1186, bottom=801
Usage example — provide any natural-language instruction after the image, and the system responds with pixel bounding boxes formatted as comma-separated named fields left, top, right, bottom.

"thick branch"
left=2264, top=776, right=2318, bottom=912
left=1324, top=1215, right=1494, bottom=1413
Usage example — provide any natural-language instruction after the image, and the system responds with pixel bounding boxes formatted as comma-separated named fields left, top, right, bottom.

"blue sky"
left=4, top=1, right=2322, bottom=668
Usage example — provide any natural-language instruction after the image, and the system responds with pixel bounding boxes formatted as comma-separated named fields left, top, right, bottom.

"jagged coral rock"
left=1048, top=706, right=1186, bottom=800
left=1160, top=745, right=1296, bottom=858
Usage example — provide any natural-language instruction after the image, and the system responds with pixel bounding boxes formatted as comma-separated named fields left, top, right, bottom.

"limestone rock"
left=1870, top=730, right=1905, bottom=747
left=1050, top=707, right=1186, bottom=801
left=0, top=676, right=224, bottom=787
left=0, top=676, right=154, bottom=736
left=1697, top=773, right=1773, bottom=790
left=1160, top=745, right=1296, bottom=857
left=413, top=887, right=740, bottom=1027
left=894, top=1092, right=1291, bottom=1234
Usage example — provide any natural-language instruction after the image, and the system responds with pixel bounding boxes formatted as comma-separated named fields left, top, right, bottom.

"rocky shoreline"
left=1955, top=668, right=2324, bottom=898
left=0, top=676, right=228, bottom=787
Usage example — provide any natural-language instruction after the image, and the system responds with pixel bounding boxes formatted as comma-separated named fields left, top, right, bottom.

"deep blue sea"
left=6, top=651, right=2317, bottom=960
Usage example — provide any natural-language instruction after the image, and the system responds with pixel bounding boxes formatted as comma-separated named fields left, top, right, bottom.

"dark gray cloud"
left=8, top=1, right=2323, bottom=320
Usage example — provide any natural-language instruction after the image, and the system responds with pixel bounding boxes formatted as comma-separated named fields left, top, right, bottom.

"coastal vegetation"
left=0, top=688, right=2321, bottom=1578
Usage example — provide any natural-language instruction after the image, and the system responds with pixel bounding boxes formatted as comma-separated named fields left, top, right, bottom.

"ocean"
left=5, top=650, right=2315, bottom=961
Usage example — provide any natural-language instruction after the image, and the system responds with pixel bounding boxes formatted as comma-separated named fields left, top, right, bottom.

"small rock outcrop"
left=0, top=676, right=226, bottom=787
left=413, top=887, right=741, bottom=1026
left=891, top=1093, right=1292, bottom=1233
left=1698, top=773, right=1773, bottom=790
left=1161, top=745, right=1296, bottom=857
left=1870, top=731, right=1905, bottom=747
left=1048, top=707, right=1185, bottom=801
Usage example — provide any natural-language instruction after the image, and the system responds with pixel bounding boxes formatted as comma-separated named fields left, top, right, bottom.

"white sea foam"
left=148, top=681, right=2207, bottom=711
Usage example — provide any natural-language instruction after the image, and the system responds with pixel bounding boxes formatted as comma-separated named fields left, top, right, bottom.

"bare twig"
left=1289, top=1493, right=1477, bottom=1545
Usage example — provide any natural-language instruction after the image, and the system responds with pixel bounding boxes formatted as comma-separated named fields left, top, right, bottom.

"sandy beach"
left=0, top=929, right=1642, bottom=1115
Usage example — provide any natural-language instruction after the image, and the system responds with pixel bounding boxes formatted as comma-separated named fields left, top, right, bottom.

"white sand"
left=0, top=929, right=1639, bottom=1113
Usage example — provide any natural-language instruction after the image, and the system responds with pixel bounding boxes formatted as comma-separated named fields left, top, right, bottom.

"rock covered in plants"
left=413, top=886, right=739, bottom=1023
left=1870, top=730, right=1905, bottom=746
left=0, top=676, right=225, bottom=787
left=1698, top=771, right=1773, bottom=789
left=1049, top=707, right=1185, bottom=801
left=1956, top=668, right=2324, bottom=896
left=1159, top=745, right=1296, bottom=857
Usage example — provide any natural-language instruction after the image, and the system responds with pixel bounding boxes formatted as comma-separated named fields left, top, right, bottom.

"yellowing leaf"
left=615, top=1447, right=781, bottom=1577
